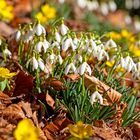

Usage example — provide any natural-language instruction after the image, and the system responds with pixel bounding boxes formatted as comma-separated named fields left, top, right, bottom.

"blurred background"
left=0, top=0, right=140, bottom=36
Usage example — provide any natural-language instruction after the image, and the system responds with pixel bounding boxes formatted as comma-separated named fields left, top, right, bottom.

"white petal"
left=60, top=24, right=69, bottom=35
left=55, top=32, right=61, bottom=43
left=38, top=59, right=45, bottom=71
left=86, top=63, right=92, bottom=75
left=35, top=42, right=42, bottom=52
left=52, top=42, right=60, bottom=49
left=58, top=55, right=63, bottom=64
left=35, top=23, right=45, bottom=36
left=33, top=57, right=38, bottom=70
left=65, top=64, right=71, bottom=75
left=79, top=62, right=87, bottom=75
left=62, top=38, right=71, bottom=51
left=43, top=40, right=50, bottom=52
left=108, top=1, right=117, bottom=12
left=15, top=30, right=21, bottom=42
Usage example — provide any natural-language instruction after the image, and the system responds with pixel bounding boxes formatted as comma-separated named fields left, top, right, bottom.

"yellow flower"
left=129, top=44, right=140, bottom=57
left=0, top=67, right=17, bottom=79
left=121, top=29, right=132, bottom=39
left=109, top=32, right=121, bottom=40
left=35, top=4, right=56, bottom=25
left=106, top=60, right=115, bottom=67
left=14, top=119, right=39, bottom=140
left=35, top=12, right=47, bottom=24
left=0, top=0, right=6, bottom=9
left=106, top=61, right=125, bottom=73
left=0, top=0, right=14, bottom=22
left=68, top=121, right=93, bottom=139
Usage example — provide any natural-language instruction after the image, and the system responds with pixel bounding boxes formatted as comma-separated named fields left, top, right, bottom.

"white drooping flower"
left=26, top=56, right=39, bottom=71
left=60, top=23, right=69, bottom=35
left=46, top=53, right=57, bottom=64
left=24, top=28, right=34, bottom=43
left=97, top=49, right=109, bottom=61
left=90, top=91, right=103, bottom=105
left=120, top=56, right=136, bottom=72
left=15, top=30, right=21, bottom=42
left=132, top=62, right=140, bottom=80
left=32, top=57, right=38, bottom=70
left=38, top=58, right=45, bottom=71
left=55, top=32, right=61, bottom=43
left=100, top=2, right=109, bottom=16
left=34, top=23, right=46, bottom=36
left=3, top=48, right=12, bottom=58
left=87, top=0, right=99, bottom=10
left=105, top=39, right=117, bottom=49
left=51, top=42, right=60, bottom=49
left=64, top=63, right=76, bottom=75
left=78, top=62, right=91, bottom=75
left=108, top=0, right=117, bottom=12
left=62, top=38, right=73, bottom=51
left=58, top=55, right=63, bottom=65
left=35, top=40, right=49, bottom=53
left=77, top=0, right=86, bottom=8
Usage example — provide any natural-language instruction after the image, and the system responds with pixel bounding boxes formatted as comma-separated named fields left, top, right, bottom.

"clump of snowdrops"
left=1, top=18, right=140, bottom=126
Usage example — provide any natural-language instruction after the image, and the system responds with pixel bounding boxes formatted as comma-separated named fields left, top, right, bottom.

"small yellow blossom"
left=129, top=44, right=140, bottom=57
left=0, top=0, right=14, bottom=22
left=35, top=4, right=56, bottom=25
left=109, top=32, right=121, bottom=40
left=14, top=119, right=39, bottom=140
left=121, top=29, right=132, bottom=39
left=68, top=121, right=93, bottom=139
left=106, top=61, right=125, bottom=73
left=0, top=67, right=16, bottom=79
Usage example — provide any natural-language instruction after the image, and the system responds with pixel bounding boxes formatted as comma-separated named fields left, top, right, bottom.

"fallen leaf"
left=0, top=104, right=25, bottom=121
left=0, top=91, right=11, bottom=104
left=46, top=92, right=55, bottom=110
left=13, top=71, right=34, bottom=96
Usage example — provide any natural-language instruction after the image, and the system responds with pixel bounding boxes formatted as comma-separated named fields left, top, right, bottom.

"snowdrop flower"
left=58, top=55, right=63, bottom=65
left=134, top=20, right=140, bottom=31
left=87, top=0, right=99, bottom=10
left=26, top=56, right=39, bottom=71
left=62, top=38, right=73, bottom=51
left=125, top=0, right=133, bottom=9
left=78, top=62, right=91, bottom=75
left=38, top=58, right=45, bottom=71
left=90, top=91, right=103, bottom=105
left=125, top=15, right=132, bottom=25
left=105, top=39, right=117, bottom=49
left=77, top=0, right=86, bottom=8
left=132, top=62, right=140, bottom=80
left=51, top=42, right=60, bottom=49
left=34, top=23, right=46, bottom=36
left=60, top=23, right=69, bottom=35
left=46, top=53, right=57, bottom=64
left=32, top=57, right=38, bottom=70
left=97, top=49, right=109, bottom=61
left=121, top=56, right=136, bottom=72
left=3, top=48, right=12, bottom=58
left=55, top=32, right=61, bottom=43
left=74, top=54, right=83, bottom=63
left=100, top=2, right=109, bottom=16
left=24, top=29, right=34, bottom=43
left=64, top=63, right=76, bottom=75
left=35, top=40, right=49, bottom=53
left=15, top=30, right=21, bottom=42
left=108, top=0, right=117, bottom=12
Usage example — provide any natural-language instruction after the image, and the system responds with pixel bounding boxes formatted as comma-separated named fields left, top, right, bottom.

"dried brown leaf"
left=46, top=92, right=55, bottom=110
left=93, top=126, right=122, bottom=140
left=43, top=118, right=72, bottom=140
left=0, top=104, right=25, bottom=121
left=0, top=91, right=11, bottom=104
left=13, top=71, right=34, bottom=96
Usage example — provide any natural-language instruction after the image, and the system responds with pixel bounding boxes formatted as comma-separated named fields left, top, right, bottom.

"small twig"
left=0, top=94, right=26, bottom=101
